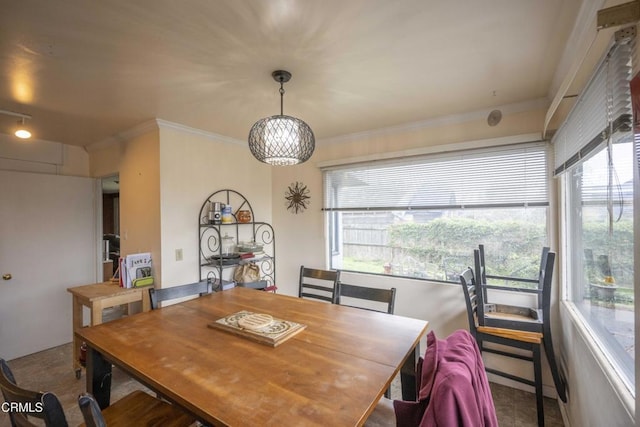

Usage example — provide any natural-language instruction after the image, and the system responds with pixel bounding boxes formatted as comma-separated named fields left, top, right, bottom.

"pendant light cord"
left=279, top=83, right=285, bottom=115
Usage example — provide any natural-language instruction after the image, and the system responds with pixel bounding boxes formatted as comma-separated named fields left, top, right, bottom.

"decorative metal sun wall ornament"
left=285, top=182, right=310, bottom=214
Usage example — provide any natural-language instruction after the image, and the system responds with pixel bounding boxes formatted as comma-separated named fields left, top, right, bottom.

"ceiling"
left=0, top=0, right=585, bottom=148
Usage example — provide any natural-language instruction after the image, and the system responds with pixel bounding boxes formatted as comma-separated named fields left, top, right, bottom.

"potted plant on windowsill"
left=589, top=275, right=618, bottom=302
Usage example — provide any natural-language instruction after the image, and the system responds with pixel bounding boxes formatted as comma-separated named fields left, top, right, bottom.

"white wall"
left=158, top=123, right=272, bottom=288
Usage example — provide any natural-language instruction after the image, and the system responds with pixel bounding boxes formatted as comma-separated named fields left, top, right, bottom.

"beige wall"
left=117, top=129, right=162, bottom=282
left=88, top=121, right=273, bottom=290
left=158, top=124, right=272, bottom=288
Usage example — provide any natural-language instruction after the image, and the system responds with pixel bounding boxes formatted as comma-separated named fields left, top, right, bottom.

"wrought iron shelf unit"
left=198, top=189, right=275, bottom=291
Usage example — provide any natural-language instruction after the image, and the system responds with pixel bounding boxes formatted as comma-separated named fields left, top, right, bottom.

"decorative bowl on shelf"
left=237, top=241, right=263, bottom=253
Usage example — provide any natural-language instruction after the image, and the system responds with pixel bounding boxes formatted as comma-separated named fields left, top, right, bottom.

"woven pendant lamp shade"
left=248, top=114, right=315, bottom=166
left=248, top=70, right=315, bottom=166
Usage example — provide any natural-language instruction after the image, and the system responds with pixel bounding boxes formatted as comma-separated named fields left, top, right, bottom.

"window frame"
left=553, top=29, right=636, bottom=404
left=322, top=139, right=551, bottom=283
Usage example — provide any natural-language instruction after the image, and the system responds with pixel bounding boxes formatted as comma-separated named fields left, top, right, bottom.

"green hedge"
left=387, top=217, right=633, bottom=283
left=388, top=217, right=545, bottom=279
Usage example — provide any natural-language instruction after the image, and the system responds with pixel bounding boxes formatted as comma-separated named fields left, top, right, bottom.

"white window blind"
left=323, top=142, right=548, bottom=211
left=552, top=38, right=633, bottom=175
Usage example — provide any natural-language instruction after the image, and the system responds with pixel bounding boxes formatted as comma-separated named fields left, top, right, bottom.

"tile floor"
left=1, top=342, right=564, bottom=426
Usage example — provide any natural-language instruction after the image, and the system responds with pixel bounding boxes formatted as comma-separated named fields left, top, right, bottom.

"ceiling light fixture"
left=15, top=118, right=31, bottom=139
left=0, top=109, right=32, bottom=139
left=248, top=70, right=315, bottom=166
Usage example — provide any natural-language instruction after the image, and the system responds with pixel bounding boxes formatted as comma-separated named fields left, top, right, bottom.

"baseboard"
left=487, top=374, right=557, bottom=399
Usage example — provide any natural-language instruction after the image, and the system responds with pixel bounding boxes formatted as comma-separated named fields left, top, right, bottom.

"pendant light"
left=248, top=70, right=315, bottom=166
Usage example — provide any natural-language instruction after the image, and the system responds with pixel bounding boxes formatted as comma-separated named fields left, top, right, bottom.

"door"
left=0, top=170, right=96, bottom=360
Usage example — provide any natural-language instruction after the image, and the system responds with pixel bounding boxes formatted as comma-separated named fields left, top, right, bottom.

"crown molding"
left=85, top=119, right=160, bottom=153
left=318, top=98, right=549, bottom=146
left=85, top=118, right=246, bottom=153
left=155, top=119, right=245, bottom=145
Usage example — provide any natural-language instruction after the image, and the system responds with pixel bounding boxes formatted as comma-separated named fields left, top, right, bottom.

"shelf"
left=200, top=221, right=270, bottom=228
left=198, top=189, right=275, bottom=292
left=202, top=255, right=273, bottom=269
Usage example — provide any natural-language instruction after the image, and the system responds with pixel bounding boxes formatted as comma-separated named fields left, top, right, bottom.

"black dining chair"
left=336, top=282, right=396, bottom=314
left=0, top=358, right=194, bottom=427
left=459, top=267, right=546, bottom=427
left=298, top=266, right=341, bottom=303
left=149, top=279, right=212, bottom=309
left=336, top=280, right=396, bottom=398
left=0, top=358, right=68, bottom=426
left=475, top=245, right=566, bottom=404
left=78, top=391, right=195, bottom=427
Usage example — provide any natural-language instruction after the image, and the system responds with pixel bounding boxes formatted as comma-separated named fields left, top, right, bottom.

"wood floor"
left=1, top=342, right=564, bottom=426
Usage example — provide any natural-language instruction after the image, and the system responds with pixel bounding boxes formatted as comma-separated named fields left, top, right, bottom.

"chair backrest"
left=540, top=250, right=555, bottom=328
left=459, top=267, right=483, bottom=338
left=475, top=245, right=488, bottom=302
left=476, top=244, right=551, bottom=308
left=78, top=393, right=107, bottom=427
left=537, top=247, right=551, bottom=307
left=0, top=359, right=68, bottom=427
left=337, top=282, right=396, bottom=314
left=298, top=266, right=340, bottom=303
left=149, top=279, right=212, bottom=309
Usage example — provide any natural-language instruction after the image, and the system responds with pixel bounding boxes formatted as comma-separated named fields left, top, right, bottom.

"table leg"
left=400, top=344, right=419, bottom=401
left=91, top=301, right=104, bottom=325
left=141, top=287, right=150, bottom=312
left=86, top=347, right=112, bottom=409
left=72, top=296, right=83, bottom=374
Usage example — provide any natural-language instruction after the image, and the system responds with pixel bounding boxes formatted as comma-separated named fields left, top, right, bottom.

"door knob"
left=2, top=274, right=11, bottom=280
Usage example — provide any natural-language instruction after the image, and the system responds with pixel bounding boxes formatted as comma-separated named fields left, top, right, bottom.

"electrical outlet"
left=175, top=248, right=183, bottom=261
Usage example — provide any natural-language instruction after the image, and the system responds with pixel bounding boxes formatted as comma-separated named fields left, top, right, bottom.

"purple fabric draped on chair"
left=394, top=330, right=498, bottom=427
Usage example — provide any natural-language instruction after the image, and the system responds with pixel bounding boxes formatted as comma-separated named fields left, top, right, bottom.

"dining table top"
left=77, top=286, right=429, bottom=426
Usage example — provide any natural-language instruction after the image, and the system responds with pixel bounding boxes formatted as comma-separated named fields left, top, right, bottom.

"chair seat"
left=485, top=303, right=541, bottom=321
left=485, top=305, right=542, bottom=328
left=83, top=390, right=195, bottom=427
left=364, top=396, right=395, bottom=427
left=477, top=325, right=542, bottom=344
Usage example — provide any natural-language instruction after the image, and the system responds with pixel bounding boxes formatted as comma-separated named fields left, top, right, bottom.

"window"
left=566, top=139, right=634, bottom=388
left=555, top=33, right=635, bottom=392
left=322, top=142, right=549, bottom=282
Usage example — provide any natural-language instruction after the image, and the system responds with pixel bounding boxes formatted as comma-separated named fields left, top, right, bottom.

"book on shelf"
left=239, top=251, right=265, bottom=261
left=120, top=252, right=154, bottom=288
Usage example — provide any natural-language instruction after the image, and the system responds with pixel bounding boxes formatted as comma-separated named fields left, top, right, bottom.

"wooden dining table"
left=77, top=287, right=429, bottom=426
